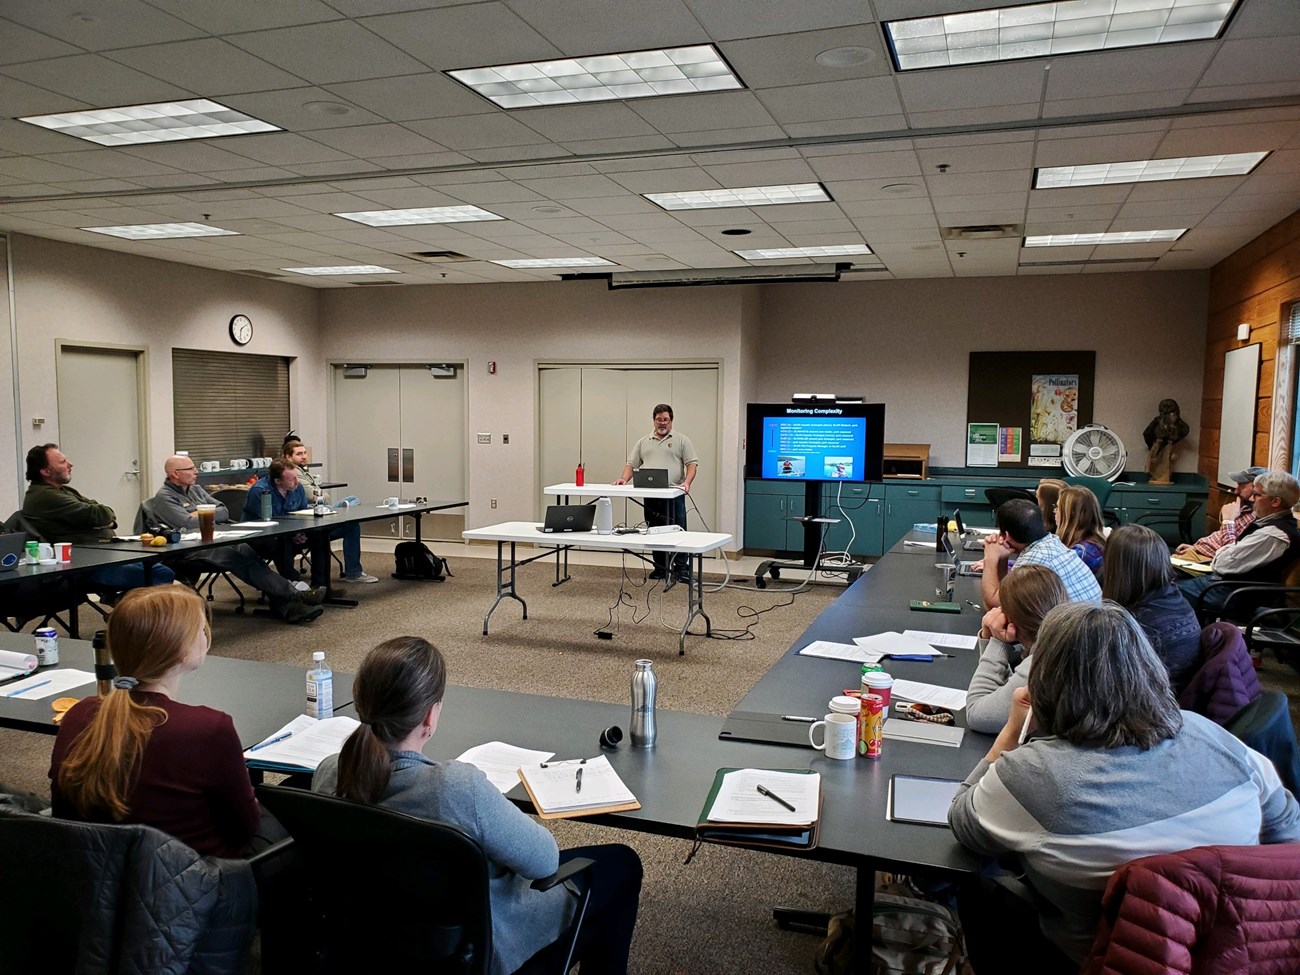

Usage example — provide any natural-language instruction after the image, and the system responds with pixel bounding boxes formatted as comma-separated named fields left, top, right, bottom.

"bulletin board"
left=965, top=352, right=1096, bottom=470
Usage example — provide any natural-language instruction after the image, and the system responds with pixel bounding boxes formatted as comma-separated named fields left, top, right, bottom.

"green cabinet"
left=883, top=483, right=942, bottom=551
left=821, top=483, right=883, bottom=557
left=1111, top=487, right=1191, bottom=546
left=742, top=481, right=805, bottom=552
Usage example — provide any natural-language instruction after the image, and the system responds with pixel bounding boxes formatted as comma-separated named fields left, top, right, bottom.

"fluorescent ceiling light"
left=83, top=223, right=240, bottom=240
left=491, top=258, right=616, bottom=268
left=1024, top=230, right=1185, bottom=246
left=448, top=44, right=742, bottom=109
left=20, top=99, right=279, bottom=146
left=282, top=265, right=398, bottom=275
left=1035, top=152, right=1267, bottom=188
left=645, top=183, right=831, bottom=211
left=735, top=244, right=873, bottom=259
left=335, top=206, right=503, bottom=226
left=885, top=0, right=1240, bottom=71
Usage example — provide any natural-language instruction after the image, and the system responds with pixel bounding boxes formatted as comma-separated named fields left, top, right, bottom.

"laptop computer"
left=940, top=532, right=981, bottom=576
left=632, top=468, right=669, bottom=489
left=953, top=508, right=995, bottom=550
left=0, top=532, right=26, bottom=571
left=536, top=504, right=596, bottom=533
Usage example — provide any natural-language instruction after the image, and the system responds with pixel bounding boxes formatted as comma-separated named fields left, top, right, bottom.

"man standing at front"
left=153, top=456, right=322, bottom=624
left=615, top=403, right=699, bottom=591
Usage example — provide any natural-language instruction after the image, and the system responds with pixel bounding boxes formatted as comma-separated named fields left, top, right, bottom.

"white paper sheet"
left=890, top=679, right=968, bottom=711
left=375, top=503, right=418, bottom=510
left=797, top=640, right=881, bottom=663
left=456, top=741, right=555, bottom=794
left=0, top=649, right=38, bottom=677
left=708, top=769, right=820, bottom=826
left=239, top=521, right=279, bottom=527
left=517, top=755, right=636, bottom=813
left=242, top=714, right=360, bottom=770
left=901, top=630, right=979, bottom=651
left=853, top=632, right=947, bottom=657
left=2, top=669, right=95, bottom=699
left=179, top=530, right=261, bottom=540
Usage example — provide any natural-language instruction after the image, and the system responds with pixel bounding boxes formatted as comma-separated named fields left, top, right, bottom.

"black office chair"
left=984, top=487, right=1037, bottom=518
left=1224, top=689, right=1300, bottom=797
left=134, top=499, right=248, bottom=614
left=256, top=783, right=594, bottom=975
left=1244, top=605, right=1300, bottom=674
left=1191, top=580, right=1300, bottom=627
left=212, top=487, right=249, bottom=520
left=1135, top=500, right=1203, bottom=547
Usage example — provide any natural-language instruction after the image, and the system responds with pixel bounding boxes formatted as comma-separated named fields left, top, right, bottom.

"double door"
left=330, top=365, right=466, bottom=540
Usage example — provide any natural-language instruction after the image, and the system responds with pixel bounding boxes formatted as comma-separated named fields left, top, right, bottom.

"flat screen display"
left=745, top=402, right=885, bottom=483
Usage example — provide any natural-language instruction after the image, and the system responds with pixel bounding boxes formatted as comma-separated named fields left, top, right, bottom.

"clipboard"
left=690, top=768, right=821, bottom=855
left=886, top=774, right=961, bottom=827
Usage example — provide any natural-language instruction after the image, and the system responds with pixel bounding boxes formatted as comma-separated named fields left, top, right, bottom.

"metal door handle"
left=388, top=448, right=399, bottom=482
left=402, top=448, right=414, bottom=483
left=125, top=469, right=140, bottom=476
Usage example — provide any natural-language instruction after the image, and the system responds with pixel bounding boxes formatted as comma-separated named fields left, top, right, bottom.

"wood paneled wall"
left=1199, top=209, right=1300, bottom=524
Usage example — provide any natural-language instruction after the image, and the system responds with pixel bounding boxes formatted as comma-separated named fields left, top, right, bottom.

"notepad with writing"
left=516, top=755, right=640, bottom=820
left=690, top=768, right=821, bottom=857
left=243, top=715, right=360, bottom=773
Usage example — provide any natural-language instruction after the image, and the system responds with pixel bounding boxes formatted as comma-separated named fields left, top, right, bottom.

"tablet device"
left=886, top=774, right=962, bottom=827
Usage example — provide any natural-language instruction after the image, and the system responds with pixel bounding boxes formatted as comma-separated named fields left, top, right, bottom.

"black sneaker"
left=283, top=601, right=324, bottom=625
left=648, top=569, right=666, bottom=580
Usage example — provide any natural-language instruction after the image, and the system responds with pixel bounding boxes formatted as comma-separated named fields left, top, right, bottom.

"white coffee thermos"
left=594, top=496, right=613, bottom=534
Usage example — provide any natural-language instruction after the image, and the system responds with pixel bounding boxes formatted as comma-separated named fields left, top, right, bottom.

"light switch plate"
left=477, top=432, right=491, bottom=444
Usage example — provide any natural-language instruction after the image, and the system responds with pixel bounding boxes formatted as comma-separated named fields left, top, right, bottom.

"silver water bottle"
left=630, top=658, right=657, bottom=748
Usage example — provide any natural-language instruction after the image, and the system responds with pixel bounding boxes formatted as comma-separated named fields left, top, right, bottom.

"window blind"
left=172, top=349, right=290, bottom=464
left=1287, top=302, right=1300, bottom=346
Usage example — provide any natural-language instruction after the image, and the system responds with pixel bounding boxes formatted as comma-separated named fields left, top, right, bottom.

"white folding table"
left=461, top=520, right=732, bottom=655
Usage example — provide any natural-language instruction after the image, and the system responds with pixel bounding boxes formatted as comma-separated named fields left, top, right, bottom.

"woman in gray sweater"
left=313, top=637, right=642, bottom=975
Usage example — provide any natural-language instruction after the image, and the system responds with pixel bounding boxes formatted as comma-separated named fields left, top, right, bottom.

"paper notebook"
left=516, top=755, right=639, bottom=820
left=689, top=768, right=821, bottom=859
left=243, top=715, right=360, bottom=772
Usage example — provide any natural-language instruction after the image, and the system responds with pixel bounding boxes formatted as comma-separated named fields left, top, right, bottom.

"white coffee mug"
left=809, top=712, right=857, bottom=760
left=384, top=497, right=400, bottom=508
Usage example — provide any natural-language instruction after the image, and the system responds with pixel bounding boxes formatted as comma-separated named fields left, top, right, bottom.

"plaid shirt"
left=1193, top=509, right=1255, bottom=557
left=1014, top=533, right=1101, bottom=602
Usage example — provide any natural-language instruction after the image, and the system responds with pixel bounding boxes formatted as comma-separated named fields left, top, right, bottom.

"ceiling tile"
left=347, top=186, right=464, bottom=209
left=106, top=39, right=308, bottom=96
left=564, top=197, right=663, bottom=217
left=906, top=104, right=1041, bottom=129
left=1046, top=45, right=1216, bottom=101
left=1201, top=37, right=1300, bottom=87
left=38, top=149, right=183, bottom=179
left=755, top=78, right=904, bottom=124
left=925, top=172, right=1027, bottom=197
left=0, top=74, right=92, bottom=118
left=362, top=4, right=562, bottom=70
left=1034, top=132, right=1168, bottom=168
left=406, top=114, right=555, bottom=150
left=227, top=21, right=428, bottom=84
left=326, top=74, right=496, bottom=122
left=897, top=61, right=1046, bottom=114
left=460, top=144, right=570, bottom=163
left=628, top=91, right=777, bottom=134
left=512, top=103, right=660, bottom=141
left=720, top=26, right=889, bottom=87
left=683, top=0, right=868, bottom=41
left=147, top=0, right=344, bottom=33
left=0, top=156, right=100, bottom=182
left=2, top=54, right=190, bottom=105
left=1192, top=81, right=1300, bottom=103
left=123, top=141, right=276, bottom=173
left=839, top=197, right=936, bottom=218
left=1156, top=121, right=1300, bottom=157
left=435, top=181, right=548, bottom=205
left=305, top=123, right=450, bottom=158
left=218, top=133, right=356, bottom=166
left=668, top=125, right=788, bottom=146
left=807, top=150, right=921, bottom=181
left=219, top=87, right=386, bottom=131
left=0, top=0, right=204, bottom=50
left=514, top=173, right=630, bottom=199
left=701, top=158, right=820, bottom=186
left=503, top=0, right=705, bottom=53
left=0, top=18, right=81, bottom=64
left=915, top=140, right=1034, bottom=173
left=823, top=179, right=926, bottom=202
left=560, top=135, right=677, bottom=154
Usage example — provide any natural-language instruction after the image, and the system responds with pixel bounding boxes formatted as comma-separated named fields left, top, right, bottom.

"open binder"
left=516, top=755, right=640, bottom=820
left=687, top=768, right=821, bottom=861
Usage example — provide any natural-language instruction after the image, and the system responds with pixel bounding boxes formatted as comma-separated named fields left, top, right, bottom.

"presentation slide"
left=760, top=413, right=868, bottom=482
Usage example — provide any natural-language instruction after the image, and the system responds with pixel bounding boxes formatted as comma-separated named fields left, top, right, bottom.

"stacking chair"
left=1244, top=605, right=1300, bottom=674
left=135, top=499, right=248, bottom=614
left=256, top=784, right=594, bottom=975
left=984, top=486, right=1037, bottom=518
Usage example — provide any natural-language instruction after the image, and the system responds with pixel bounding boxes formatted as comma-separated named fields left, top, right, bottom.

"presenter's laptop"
left=0, top=533, right=26, bottom=571
left=537, top=504, right=596, bottom=533
left=632, top=468, right=669, bottom=489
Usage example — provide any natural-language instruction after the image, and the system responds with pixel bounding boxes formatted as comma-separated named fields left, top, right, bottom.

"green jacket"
left=22, top=483, right=117, bottom=544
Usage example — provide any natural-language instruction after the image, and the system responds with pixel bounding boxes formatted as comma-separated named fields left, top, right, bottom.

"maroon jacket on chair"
left=1176, top=623, right=1261, bottom=725
left=1081, top=844, right=1300, bottom=975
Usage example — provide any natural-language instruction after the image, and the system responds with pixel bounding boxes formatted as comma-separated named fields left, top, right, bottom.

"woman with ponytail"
left=49, top=586, right=263, bottom=857
left=313, top=637, right=643, bottom=975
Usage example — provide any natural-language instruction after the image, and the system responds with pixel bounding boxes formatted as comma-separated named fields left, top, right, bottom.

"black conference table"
left=0, top=633, right=355, bottom=750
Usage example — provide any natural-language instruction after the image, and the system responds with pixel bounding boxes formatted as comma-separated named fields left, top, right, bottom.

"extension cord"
left=646, top=524, right=683, bottom=534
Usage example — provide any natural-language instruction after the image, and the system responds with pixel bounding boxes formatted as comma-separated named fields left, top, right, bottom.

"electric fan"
left=1061, top=424, right=1127, bottom=481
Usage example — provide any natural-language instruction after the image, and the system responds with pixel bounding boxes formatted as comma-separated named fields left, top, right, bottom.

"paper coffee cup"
left=862, top=671, right=894, bottom=710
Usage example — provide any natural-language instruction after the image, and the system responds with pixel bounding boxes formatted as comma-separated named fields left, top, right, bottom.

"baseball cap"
left=1228, top=466, right=1269, bottom=483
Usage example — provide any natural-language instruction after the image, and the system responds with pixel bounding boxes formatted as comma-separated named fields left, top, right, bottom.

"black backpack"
left=392, top=541, right=451, bottom=582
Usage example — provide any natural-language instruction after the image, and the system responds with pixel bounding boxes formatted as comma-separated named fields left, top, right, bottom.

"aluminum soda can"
left=862, top=693, right=885, bottom=759
left=24, top=541, right=39, bottom=563
left=35, top=627, right=59, bottom=666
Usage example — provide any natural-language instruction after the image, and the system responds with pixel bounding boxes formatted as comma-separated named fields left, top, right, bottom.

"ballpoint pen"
left=966, top=600, right=982, bottom=611
left=756, top=784, right=795, bottom=812
left=248, top=731, right=293, bottom=752
left=575, top=767, right=583, bottom=793
left=886, top=654, right=939, bottom=662
left=6, top=679, right=50, bottom=698
left=780, top=715, right=817, bottom=723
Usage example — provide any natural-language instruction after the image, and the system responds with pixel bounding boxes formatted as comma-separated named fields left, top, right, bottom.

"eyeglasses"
left=175, top=466, right=196, bottom=472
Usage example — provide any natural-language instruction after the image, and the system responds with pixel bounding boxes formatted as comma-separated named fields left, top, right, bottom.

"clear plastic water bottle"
left=306, top=650, right=333, bottom=718
left=630, top=659, right=657, bottom=748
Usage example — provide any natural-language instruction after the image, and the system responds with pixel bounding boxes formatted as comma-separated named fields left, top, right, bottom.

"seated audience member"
left=153, top=455, right=322, bottom=624
left=981, top=499, right=1101, bottom=607
left=1175, top=465, right=1265, bottom=561
left=1102, top=524, right=1201, bottom=692
left=49, top=587, right=279, bottom=857
left=245, top=460, right=376, bottom=589
left=282, top=437, right=326, bottom=502
left=22, top=443, right=174, bottom=590
left=1055, top=485, right=1107, bottom=575
left=313, top=637, right=643, bottom=975
left=1035, top=478, right=1069, bottom=534
left=966, top=565, right=1068, bottom=734
left=949, top=601, right=1300, bottom=974
left=1178, top=470, right=1300, bottom=614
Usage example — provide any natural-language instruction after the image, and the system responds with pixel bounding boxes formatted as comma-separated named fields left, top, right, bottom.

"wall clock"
left=229, top=314, right=253, bottom=346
